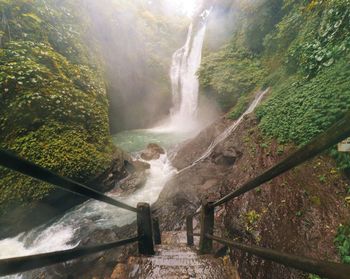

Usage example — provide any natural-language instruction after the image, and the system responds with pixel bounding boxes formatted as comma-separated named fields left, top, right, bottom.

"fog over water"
left=0, top=1, right=218, bottom=278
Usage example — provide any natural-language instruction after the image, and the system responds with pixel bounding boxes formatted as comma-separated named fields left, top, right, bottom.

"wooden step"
left=111, top=231, right=239, bottom=279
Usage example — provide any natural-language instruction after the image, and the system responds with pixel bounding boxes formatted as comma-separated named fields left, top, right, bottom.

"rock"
left=124, top=159, right=150, bottom=173
left=214, top=149, right=240, bottom=166
left=111, top=263, right=127, bottom=279
left=140, top=143, right=165, bottom=161
left=111, top=170, right=148, bottom=196
left=132, top=160, right=151, bottom=172
left=120, top=173, right=147, bottom=192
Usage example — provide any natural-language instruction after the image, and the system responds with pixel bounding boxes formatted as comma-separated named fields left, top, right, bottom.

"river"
left=0, top=8, right=211, bottom=279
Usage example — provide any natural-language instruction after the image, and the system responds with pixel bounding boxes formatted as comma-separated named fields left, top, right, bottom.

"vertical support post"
left=186, top=215, right=194, bottom=246
left=153, top=217, right=161, bottom=245
left=199, top=199, right=214, bottom=254
left=137, top=202, right=155, bottom=255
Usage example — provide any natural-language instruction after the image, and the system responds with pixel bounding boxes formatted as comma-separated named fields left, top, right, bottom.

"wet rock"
left=132, top=160, right=151, bottom=172
left=213, top=147, right=241, bottom=166
left=140, top=143, right=165, bottom=161
left=170, top=117, right=230, bottom=169
left=110, top=172, right=148, bottom=197
left=111, top=263, right=127, bottom=279
left=124, top=160, right=150, bottom=173
left=33, top=224, right=138, bottom=279
left=120, top=173, right=147, bottom=192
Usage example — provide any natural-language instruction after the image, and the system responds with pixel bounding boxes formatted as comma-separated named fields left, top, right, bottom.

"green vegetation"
left=199, top=44, right=265, bottom=111
left=335, top=224, right=350, bottom=264
left=200, top=0, right=350, bottom=266
left=0, top=0, right=113, bottom=214
left=257, top=0, right=350, bottom=170
left=200, top=0, right=350, bottom=170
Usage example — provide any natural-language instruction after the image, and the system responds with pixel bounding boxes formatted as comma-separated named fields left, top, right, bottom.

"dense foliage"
left=201, top=0, right=350, bottom=264
left=335, top=224, right=350, bottom=264
left=199, top=43, right=265, bottom=111
left=200, top=0, right=350, bottom=170
left=0, top=0, right=113, bottom=214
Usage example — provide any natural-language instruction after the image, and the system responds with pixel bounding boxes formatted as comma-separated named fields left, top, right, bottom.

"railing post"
left=137, top=203, right=155, bottom=255
left=153, top=217, right=161, bottom=245
left=199, top=199, right=214, bottom=254
left=186, top=215, right=194, bottom=246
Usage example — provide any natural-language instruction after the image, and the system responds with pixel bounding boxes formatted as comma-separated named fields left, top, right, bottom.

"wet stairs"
left=111, top=231, right=239, bottom=279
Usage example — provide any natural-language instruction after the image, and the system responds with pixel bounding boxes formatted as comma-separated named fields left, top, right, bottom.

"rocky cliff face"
left=153, top=112, right=350, bottom=279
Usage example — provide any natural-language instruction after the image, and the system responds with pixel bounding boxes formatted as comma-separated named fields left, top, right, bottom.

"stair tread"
left=112, top=231, right=240, bottom=279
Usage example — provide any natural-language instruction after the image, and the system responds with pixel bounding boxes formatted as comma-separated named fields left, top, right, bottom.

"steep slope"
left=154, top=112, right=350, bottom=279
left=151, top=0, right=350, bottom=278
left=199, top=0, right=350, bottom=170
left=0, top=0, right=126, bottom=236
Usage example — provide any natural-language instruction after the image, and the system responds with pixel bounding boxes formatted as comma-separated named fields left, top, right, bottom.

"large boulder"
left=140, top=143, right=165, bottom=161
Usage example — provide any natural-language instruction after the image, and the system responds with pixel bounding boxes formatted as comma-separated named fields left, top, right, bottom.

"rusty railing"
left=0, top=150, right=161, bottom=276
left=186, top=111, right=350, bottom=279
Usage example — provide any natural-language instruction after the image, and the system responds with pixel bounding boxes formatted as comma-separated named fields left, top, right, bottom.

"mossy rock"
left=0, top=1, right=114, bottom=216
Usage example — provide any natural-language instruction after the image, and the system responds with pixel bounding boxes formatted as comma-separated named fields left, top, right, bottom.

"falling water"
left=195, top=88, right=269, bottom=163
left=152, top=9, right=211, bottom=133
left=179, top=89, right=270, bottom=173
left=0, top=7, right=214, bottom=279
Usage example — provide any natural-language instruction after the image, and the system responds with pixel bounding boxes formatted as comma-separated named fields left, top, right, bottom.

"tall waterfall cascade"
left=152, top=9, right=211, bottom=133
left=0, top=7, right=214, bottom=279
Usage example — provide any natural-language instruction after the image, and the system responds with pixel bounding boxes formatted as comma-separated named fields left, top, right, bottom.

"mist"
left=69, top=0, right=225, bottom=135
left=72, top=0, right=194, bottom=132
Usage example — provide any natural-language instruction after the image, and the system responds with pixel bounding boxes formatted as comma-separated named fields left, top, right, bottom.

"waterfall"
left=152, top=9, right=211, bottom=133
left=0, top=7, right=213, bottom=278
left=178, top=89, right=270, bottom=173
left=194, top=89, right=269, bottom=163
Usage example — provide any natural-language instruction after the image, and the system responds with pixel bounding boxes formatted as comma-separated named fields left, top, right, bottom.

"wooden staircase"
left=111, top=231, right=239, bottom=279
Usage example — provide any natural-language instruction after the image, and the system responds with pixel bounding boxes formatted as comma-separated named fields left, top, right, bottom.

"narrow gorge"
left=0, top=0, right=349, bottom=279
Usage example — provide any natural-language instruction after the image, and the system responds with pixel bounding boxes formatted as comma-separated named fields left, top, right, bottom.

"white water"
left=180, top=89, right=269, bottom=173
left=0, top=155, right=176, bottom=278
left=151, top=9, right=211, bottom=134
left=0, top=8, right=212, bottom=278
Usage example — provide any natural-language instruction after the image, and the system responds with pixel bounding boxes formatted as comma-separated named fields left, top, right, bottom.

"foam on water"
left=151, top=9, right=211, bottom=134
left=0, top=9, right=212, bottom=278
left=0, top=154, right=176, bottom=278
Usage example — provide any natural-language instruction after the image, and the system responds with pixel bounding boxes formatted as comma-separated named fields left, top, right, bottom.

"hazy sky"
left=148, top=0, right=203, bottom=17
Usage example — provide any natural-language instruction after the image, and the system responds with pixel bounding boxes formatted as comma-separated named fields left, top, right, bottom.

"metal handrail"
left=0, top=236, right=139, bottom=276
left=0, top=149, right=137, bottom=212
left=0, top=150, right=159, bottom=275
left=206, top=234, right=350, bottom=279
left=185, top=111, right=350, bottom=278
left=211, top=111, right=350, bottom=208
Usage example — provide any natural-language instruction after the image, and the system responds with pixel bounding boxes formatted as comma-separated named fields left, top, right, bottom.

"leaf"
left=22, top=13, right=42, bottom=23
left=323, top=58, right=334, bottom=67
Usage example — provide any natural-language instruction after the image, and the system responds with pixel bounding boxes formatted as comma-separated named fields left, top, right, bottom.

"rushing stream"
left=0, top=8, right=212, bottom=279
left=0, top=152, right=176, bottom=279
left=0, top=6, right=268, bottom=278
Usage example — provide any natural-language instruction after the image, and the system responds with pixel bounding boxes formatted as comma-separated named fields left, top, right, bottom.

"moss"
left=199, top=43, right=265, bottom=111
left=335, top=224, right=350, bottom=264
left=202, top=0, right=350, bottom=170
left=0, top=0, right=113, bottom=214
